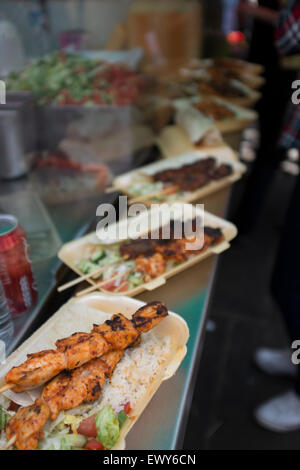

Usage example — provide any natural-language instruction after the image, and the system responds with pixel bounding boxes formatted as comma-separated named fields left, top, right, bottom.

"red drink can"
left=0, top=214, right=38, bottom=317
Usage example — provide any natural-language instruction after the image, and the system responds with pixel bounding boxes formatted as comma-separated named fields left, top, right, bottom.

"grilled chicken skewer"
left=5, top=350, right=125, bottom=451
left=5, top=302, right=167, bottom=450
left=120, top=225, right=224, bottom=276
left=3, top=302, right=168, bottom=393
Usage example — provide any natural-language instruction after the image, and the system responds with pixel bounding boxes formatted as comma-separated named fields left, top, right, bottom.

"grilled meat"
left=120, top=238, right=156, bottom=259
left=194, top=99, right=235, bottom=121
left=5, top=302, right=167, bottom=393
left=154, top=238, right=189, bottom=263
left=132, top=301, right=168, bottom=333
left=42, top=352, right=124, bottom=421
left=210, top=163, right=233, bottom=180
left=5, top=302, right=169, bottom=450
left=152, top=157, right=232, bottom=193
left=92, top=314, right=140, bottom=349
left=6, top=350, right=124, bottom=450
left=198, top=79, right=245, bottom=99
left=135, top=253, right=166, bottom=281
left=204, top=227, right=224, bottom=245
left=6, top=399, right=50, bottom=451
left=5, top=350, right=67, bottom=392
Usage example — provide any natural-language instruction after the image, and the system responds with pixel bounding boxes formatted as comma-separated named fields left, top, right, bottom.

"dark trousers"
left=271, top=173, right=300, bottom=393
left=235, top=10, right=297, bottom=231
left=234, top=66, right=296, bottom=232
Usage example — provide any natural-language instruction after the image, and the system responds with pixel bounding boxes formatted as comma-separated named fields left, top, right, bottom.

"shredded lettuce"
left=0, top=406, right=9, bottom=431
left=95, top=405, right=120, bottom=450
left=128, top=272, right=144, bottom=289
left=60, top=434, right=86, bottom=450
left=127, top=181, right=163, bottom=196
left=117, top=410, right=128, bottom=428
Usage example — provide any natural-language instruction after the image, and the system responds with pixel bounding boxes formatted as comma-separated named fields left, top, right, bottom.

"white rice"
left=90, top=331, right=171, bottom=413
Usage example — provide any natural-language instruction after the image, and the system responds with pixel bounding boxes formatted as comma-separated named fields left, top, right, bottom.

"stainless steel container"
left=4, top=91, right=37, bottom=153
left=0, top=109, right=28, bottom=179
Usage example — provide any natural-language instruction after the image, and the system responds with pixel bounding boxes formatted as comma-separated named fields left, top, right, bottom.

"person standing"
left=235, top=0, right=297, bottom=232
left=252, top=0, right=300, bottom=432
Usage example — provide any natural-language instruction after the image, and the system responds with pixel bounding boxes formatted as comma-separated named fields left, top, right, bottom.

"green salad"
left=76, top=246, right=145, bottom=292
left=7, top=51, right=143, bottom=106
left=37, top=405, right=128, bottom=450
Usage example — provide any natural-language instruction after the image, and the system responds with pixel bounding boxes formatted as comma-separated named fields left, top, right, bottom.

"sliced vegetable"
left=84, top=439, right=105, bottom=450
left=101, top=280, right=118, bottom=292
left=95, top=405, right=120, bottom=450
left=123, top=401, right=131, bottom=415
left=115, top=280, right=130, bottom=293
left=128, top=272, right=144, bottom=289
left=76, top=259, right=98, bottom=274
left=78, top=414, right=97, bottom=438
left=90, top=250, right=105, bottom=263
left=0, top=406, right=9, bottom=430
left=60, top=434, right=87, bottom=450
left=117, top=410, right=128, bottom=428
left=7, top=52, right=143, bottom=107
left=63, top=414, right=82, bottom=434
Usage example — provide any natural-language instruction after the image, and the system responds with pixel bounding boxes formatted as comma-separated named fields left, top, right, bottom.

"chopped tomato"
left=116, top=280, right=129, bottom=293
left=8, top=401, right=20, bottom=412
left=102, top=280, right=118, bottom=292
left=123, top=401, right=131, bottom=415
left=84, top=439, right=105, bottom=450
left=78, top=414, right=97, bottom=438
left=73, top=66, right=86, bottom=74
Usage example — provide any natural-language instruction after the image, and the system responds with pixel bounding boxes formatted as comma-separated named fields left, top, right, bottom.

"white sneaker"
left=254, top=347, right=297, bottom=378
left=255, top=390, right=300, bottom=432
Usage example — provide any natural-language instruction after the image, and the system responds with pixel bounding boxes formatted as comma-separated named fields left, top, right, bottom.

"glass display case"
left=0, top=0, right=254, bottom=452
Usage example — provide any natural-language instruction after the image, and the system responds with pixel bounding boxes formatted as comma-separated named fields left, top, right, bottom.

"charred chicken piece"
left=5, top=350, right=67, bottom=393
left=198, top=79, right=245, bottom=99
left=120, top=238, right=155, bottom=259
left=194, top=99, right=235, bottom=120
left=6, top=351, right=124, bottom=450
left=5, top=303, right=167, bottom=393
left=92, top=314, right=140, bottom=349
left=210, top=163, right=233, bottom=180
left=135, top=253, right=166, bottom=281
left=6, top=399, right=51, bottom=451
left=5, top=302, right=168, bottom=450
left=204, top=226, right=224, bottom=245
left=132, top=301, right=168, bottom=333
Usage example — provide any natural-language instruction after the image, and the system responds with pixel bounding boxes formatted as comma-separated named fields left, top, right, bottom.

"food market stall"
left=0, top=0, right=263, bottom=452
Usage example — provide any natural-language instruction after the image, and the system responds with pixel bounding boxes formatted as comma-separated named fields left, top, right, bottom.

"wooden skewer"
left=76, top=268, right=134, bottom=298
left=0, top=383, right=13, bottom=394
left=106, top=173, right=154, bottom=195
left=105, top=186, right=121, bottom=194
left=57, top=260, right=121, bottom=293
left=128, top=185, right=178, bottom=205
left=2, top=436, right=16, bottom=450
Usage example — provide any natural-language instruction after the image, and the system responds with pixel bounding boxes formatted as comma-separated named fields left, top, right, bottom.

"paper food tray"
left=58, top=203, right=238, bottom=297
left=194, top=58, right=264, bottom=76
left=0, top=295, right=189, bottom=450
left=173, top=96, right=258, bottom=135
left=197, top=78, right=261, bottom=108
left=112, top=149, right=246, bottom=206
